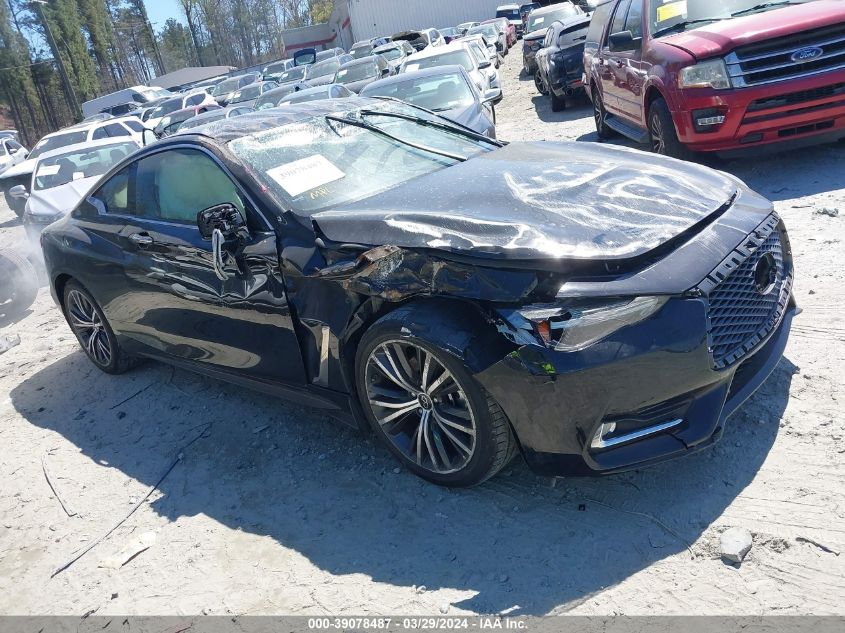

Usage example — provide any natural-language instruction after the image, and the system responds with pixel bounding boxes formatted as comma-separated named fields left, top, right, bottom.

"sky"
left=143, top=0, right=186, bottom=30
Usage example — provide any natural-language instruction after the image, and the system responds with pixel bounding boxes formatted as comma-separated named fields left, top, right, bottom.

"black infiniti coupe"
left=41, top=98, right=796, bottom=487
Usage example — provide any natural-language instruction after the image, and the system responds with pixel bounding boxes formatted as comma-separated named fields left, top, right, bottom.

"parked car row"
left=526, top=0, right=845, bottom=160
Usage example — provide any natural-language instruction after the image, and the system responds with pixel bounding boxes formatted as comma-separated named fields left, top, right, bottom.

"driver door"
left=114, top=147, right=306, bottom=385
left=601, top=0, right=647, bottom=124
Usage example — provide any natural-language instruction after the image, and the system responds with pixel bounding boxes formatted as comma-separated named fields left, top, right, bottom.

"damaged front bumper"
left=477, top=290, right=796, bottom=477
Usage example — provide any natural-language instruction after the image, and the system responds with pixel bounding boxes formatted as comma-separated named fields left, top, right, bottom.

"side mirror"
left=8, top=184, right=28, bottom=199
left=478, top=59, right=491, bottom=69
left=608, top=30, right=640, bottom=51
left=483, top=87, right=503, bottom=105
left=197, top=203, right=248, bottom=241
left=381, top=67, right=391, bottom=76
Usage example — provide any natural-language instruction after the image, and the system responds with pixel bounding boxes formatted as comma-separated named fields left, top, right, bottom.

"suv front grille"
left=725, top=23, right=845, bottom=87
left=704, top=221, right=792, bottom=370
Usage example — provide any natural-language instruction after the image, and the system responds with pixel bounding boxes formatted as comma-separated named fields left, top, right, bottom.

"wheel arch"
left=52, top=272, right=74, bottom=313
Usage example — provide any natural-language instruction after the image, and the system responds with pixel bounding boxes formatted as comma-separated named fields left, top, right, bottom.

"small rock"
left=814, top=206, right=840, bottom=217
left=809, top=289, right=816, bottom=295
left=393, top=467, right=401, bottom=474
left=499, top=574, right=509, bottom=583
left=111, top=593, right=118, bottom=600
left=0, top=334, right=21, bottom=355
left=720, top=527, right=753, bottom=564
left=439, top=604, right=450, bottom=614
left=128, top=496, right=138, bottom=504
left=415, top=585, right=426, bottom=594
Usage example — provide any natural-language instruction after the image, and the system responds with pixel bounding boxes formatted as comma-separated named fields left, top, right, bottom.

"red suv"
left=584, top=0, right=845, bottom=159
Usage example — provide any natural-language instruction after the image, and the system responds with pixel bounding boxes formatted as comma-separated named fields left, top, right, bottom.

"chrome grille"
left=707, top=229, right=791, bottom=369
left=725, top=24, right=845, bottom=87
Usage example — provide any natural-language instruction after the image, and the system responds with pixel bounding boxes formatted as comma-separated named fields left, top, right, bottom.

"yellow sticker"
left=656, top=0, right=687, bottom=23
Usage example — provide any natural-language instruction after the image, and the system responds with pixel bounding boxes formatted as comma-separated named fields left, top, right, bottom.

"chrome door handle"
left=129, top=233, right=153, bottom=246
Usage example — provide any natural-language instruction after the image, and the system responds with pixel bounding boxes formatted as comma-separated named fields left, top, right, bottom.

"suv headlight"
left=678, top=59, right=732, bottom=90
left=501, top=296, right=667, bottom=352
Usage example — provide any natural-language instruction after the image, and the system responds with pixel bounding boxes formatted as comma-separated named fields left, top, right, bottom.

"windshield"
left=468, top=25, right=499, bottom=40
left=521, top=3, right=540, bottom=13
left=527, top=6, right=578, bottom=32
left=212, top=78, right=241, bottom=96
left=350, top=43, right=374, bottom=59
left=336, top=62, right=379, bottom=83
left=34, top=142, right=135, bottom=191
left=180, top=113, right=225, bottom=130
left=307, top=60, right=341, bottom=80
left=649, top=0, right=815, bottom=35
left=364, top=73, right=475, bottom=112
left=279, top=67, right=307, bottom=83
left=377, top=46, right=404, bottom=61
left=150, top=98, right=183, bottom=118
left=265, top=61, right=288, bottom=75
left=231, top=85, right=262, bottom=103
left=29, top=131, right=89, bottom=160
left=255, top=85, right=300, bottom=109
left=404, top=50, right=474, bottom=73
left=497, top=8, right=520, bottom=19
left=229, top=103, right=489, bottom=215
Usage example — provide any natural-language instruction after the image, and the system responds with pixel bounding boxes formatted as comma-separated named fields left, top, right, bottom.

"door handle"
left=129, top=233, right=153, bottom=247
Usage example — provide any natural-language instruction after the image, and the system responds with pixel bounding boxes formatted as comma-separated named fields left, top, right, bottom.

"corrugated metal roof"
left=347, top=0, right=517, bottom=42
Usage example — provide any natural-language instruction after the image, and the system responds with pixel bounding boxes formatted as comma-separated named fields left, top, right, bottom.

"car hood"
left=0, top=156, right=36, bottom=179
left=661, top=0, right=845, bottom=59
left=524, top=28, right=547, bottom=42
left=342, top=77, right=379, bottom=93
left=306, top=75, right=336, bottom=87
left=27, top=177, right=99, bottom=217
left=311, top=142, right=738, bottom=263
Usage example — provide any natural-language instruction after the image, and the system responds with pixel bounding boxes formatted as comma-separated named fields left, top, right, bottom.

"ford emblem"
left=790, top=46, right=824, bottom=63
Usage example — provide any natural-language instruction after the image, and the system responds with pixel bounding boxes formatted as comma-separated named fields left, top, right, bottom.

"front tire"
left=648, top=98, right=693, bottom=161
left=63, top=281, right=139, bottom=374
left=356, top=317, right=516, bottom=487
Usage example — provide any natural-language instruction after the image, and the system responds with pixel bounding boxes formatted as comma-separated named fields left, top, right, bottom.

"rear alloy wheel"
left=63, top=281, right=139, bottom=374
left=648, top=98, right=693, bottom=161
left=357, top=331, right=516, bottom=487
left=592, top=89, right=614, bottom=139
left=534, top=71, right=548, bottom=95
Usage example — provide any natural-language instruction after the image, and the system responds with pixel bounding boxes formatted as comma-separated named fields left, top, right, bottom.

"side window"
left=122, top=119, right=144, bottom=133
left=93, top=165, right=131, bottom=215
left=586, top=1, right=614, bottom=46
left=625, top=0, right=643, bottom=39
left=105, top=123, right=130, bottom=137
left=133, top=149, right=245, bottom=225
left=92, top=126, right=109, bottom=140
left=609, top=0, right=633, bottom=37
left=130, top=92, right=144, bottom=101
left=7, top=139, right=23, bottom=151
left=186, top=93, right=204, bottom=106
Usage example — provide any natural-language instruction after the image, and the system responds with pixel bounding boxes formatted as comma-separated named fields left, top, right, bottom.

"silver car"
left=361, top=65, right=500, bottom=138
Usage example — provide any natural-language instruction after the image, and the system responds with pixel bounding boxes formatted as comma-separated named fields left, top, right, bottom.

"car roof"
left=531, top=3, right=575, bottom=16
left=36, top=137, right=139, bottom=162
left=340, top=55, right=381, bottom=68
left=497, top=4, right=520, bottom=9
left=405, top=42, right=470, bottom=61
left=364, top=64, right=468, bottom=89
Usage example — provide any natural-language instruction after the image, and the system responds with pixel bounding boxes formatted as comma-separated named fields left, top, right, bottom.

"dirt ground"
left=0, top=50, right=843, bottom=617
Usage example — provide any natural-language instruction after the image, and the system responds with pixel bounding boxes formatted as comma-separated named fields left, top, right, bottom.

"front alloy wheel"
left=365, top=340, right=477, bottom=474
left=593, top=90, right=613, bottom=140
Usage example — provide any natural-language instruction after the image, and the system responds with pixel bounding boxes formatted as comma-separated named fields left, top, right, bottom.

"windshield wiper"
left=358, top=107, right=502, bottom=147
left=324, top=114, right=469, bottom=162
left=731, top=1, right=802, bottom=17
left=652, top=18, right=729, bottom=38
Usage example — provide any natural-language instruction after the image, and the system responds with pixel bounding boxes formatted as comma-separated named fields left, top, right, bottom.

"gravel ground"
left=0, top=50, right=844, bottom=617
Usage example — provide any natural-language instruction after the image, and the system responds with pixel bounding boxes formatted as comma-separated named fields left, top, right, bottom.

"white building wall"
left=347, top=0, right=511, bottom=42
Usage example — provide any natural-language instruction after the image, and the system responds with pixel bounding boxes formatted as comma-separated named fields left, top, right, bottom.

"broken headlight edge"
left=498, top=296, right=668, bottom=352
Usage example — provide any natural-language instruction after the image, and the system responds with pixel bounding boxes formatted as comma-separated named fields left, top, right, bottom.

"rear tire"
left=355, top=312, right=517, bottom=487
left=551, top=90, right=566, bottom=112
left=648, top=98, right=693, bottom=161
left=592, top=88, right=614, bottom=140
left=0, top=250, right=38, bottom=319
left=534, top=71, right=548, bottom=95
left=62, top=280, right=140, bottom=374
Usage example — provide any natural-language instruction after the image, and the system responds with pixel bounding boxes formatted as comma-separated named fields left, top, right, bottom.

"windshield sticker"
left=266, top=155, right=345, bottom=197
left=532, top=17, right=544, bottom=25
left=656, top=0, right=687, bottom=22
left=37, top=164, right=60, bottom=176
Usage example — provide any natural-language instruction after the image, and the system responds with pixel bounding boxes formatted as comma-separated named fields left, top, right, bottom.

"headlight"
left=502, top=297, right=667, bottom=352
left=678, top=59, right=731, bottom=90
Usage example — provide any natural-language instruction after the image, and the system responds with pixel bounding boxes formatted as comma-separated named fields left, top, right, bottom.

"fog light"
left=693, top=108, right=727, bottom=133
left=590, top=418, right=683, bottom=450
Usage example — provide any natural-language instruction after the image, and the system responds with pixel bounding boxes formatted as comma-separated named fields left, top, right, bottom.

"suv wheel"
left=534, top=72, right=548, bottom=95
left=356, top=317, right=517, bottom=487
left=592, top=89, right=614, bottom=140
left=648, top=98, right=693, bottom=161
